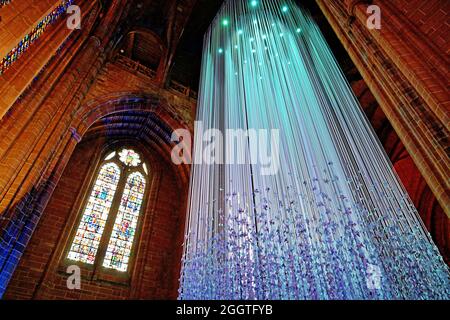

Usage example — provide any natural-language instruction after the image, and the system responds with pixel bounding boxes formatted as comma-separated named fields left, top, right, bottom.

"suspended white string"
left=179, top=0, right=450, bottom=300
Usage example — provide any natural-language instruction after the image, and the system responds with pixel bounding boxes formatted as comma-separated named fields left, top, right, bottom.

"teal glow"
left=180, top=0, right=450, bottom=301
left=222, top=19, right=229, bottom=26
left=250, top=0, right=258, bottom=7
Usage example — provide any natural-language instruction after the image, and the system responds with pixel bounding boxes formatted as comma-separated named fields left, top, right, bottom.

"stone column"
left=316, top=0, right=450, bottom=217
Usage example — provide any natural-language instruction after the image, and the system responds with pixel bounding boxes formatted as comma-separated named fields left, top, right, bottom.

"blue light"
left=250, top=0, right=258, bottom=7
left=180, top=0, right=450, bottom=301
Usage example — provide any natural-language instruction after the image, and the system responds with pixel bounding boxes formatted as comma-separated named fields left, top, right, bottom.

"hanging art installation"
left=178, top=0, right=450, bottom=300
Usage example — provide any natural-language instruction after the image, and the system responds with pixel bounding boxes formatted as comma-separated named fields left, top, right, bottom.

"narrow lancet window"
left=67, top=148, right=148, bottom=274
left=103, top=172, right=146, bottom=272
left=68, top=162, right=121, bottom=264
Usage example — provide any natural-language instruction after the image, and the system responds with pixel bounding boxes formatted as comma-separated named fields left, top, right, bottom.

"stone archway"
left=0, top=92, right=190, bottom=299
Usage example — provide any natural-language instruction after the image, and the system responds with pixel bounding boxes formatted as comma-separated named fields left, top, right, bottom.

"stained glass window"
left=105, top=151, right=116, bottom=161
left=143, top=163, right=148, bottom=175
left=67, top=162, right=121, bottom=264
left=0, top=0, right=73, bottom=75
left=119, top=149, right=142, bottom=167
left=103, top=172, right=146, bottom=272
left=67, top=148, right=148, bottom=273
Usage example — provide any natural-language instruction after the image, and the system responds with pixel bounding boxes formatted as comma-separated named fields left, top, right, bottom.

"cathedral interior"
left=0, top=0, right=448, bottom=300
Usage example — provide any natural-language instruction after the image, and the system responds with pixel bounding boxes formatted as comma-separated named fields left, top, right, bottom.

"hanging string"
left=178, top=0, right=450, bottom=300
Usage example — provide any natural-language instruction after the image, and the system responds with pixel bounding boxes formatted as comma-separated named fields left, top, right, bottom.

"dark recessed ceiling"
left=128, top=0, right=171, bottom=36
left=167, top=0, right=223, bottom=89
left=168, top=0, right=356, bottom=91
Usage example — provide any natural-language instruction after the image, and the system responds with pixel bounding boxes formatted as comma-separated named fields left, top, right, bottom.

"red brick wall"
left=391, top=0, right=449, bottom=51
left=4, top=138, right=187, bottom=300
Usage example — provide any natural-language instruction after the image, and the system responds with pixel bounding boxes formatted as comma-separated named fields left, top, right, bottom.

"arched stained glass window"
left=67, top=148, right=148, bottom=274
left=68, top=162, right=121, bottom=264
left=103, top=172, right=146, bottom=272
